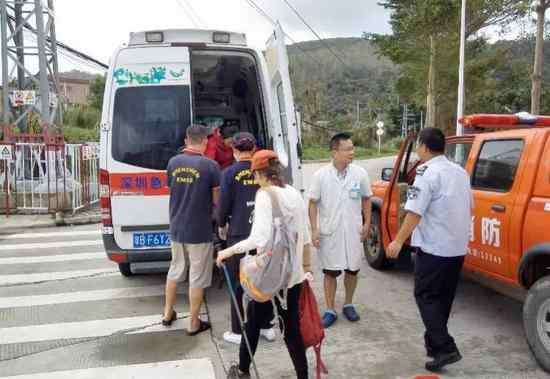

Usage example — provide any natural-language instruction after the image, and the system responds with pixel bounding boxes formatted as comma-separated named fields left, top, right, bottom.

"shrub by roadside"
left=302, top=145, right=397, bottom=161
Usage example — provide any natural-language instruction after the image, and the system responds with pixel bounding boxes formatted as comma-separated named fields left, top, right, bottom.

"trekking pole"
left=221, top=264, right=261, bottom=379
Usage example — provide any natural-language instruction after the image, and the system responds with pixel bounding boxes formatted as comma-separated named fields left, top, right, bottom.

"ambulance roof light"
left=145, top=31, right=164, bottom=43
left=213, top=32, right=231, bottom=44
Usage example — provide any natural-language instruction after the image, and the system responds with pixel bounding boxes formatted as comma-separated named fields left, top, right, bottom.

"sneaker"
left=425, top=351, right=462, bottom=372
left=342, top=304, right=360, bottom=322
left=260, top=328, right=276, bottom=342
left=223, top=331, right=242, bottom=345
left=322, top=310, right=337, bottom=328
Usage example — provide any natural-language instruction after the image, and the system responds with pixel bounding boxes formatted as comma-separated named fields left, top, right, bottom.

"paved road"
left=0, top=157, right=547, bottom=378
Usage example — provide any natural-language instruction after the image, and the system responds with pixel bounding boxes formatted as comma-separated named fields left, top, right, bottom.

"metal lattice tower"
left=1, top=0, right=60, bottom=136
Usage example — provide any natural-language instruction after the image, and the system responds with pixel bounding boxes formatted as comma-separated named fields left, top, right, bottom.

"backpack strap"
left=262, top=187, right=283, bottom=219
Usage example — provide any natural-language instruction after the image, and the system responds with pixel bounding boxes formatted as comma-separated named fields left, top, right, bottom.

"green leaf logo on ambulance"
left=113, top=66, right=187, bottom=86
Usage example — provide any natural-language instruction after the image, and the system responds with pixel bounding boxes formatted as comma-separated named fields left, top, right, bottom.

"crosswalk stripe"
left=0, top=252, right=105, bottom=265
left=0, top=312, right=189, bottom=344
left=0, top=268, right=117, bottom=285
left=0, top=359, right=216, bottom=379
left=0, top=285, right=184, bottom=308
left=0, top=240, right=103, bottom=251
left=1, top=230, right=100, bottom=240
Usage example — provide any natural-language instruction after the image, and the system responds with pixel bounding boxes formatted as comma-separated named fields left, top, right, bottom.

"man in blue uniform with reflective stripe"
left=163, top=124, right=221, bottom=336
left=387, top=127, right=472, bottom=372
left=217, top=132, right=275, bottom=345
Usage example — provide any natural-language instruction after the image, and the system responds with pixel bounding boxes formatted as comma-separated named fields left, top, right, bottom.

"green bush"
left=302, top=144, right=398, bottom=161
left=63, top=126, right=98, bottom=144
left=63, top=106, right=100, bottom=129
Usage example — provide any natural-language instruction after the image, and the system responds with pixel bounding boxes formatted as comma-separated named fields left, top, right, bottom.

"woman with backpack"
left=217, top=132, right=276, bottom=345
left=216, top=150, right=312, bottom=379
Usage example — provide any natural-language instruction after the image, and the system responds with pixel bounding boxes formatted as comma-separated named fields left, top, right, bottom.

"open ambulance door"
left=265, top=23, right=303, bottom=191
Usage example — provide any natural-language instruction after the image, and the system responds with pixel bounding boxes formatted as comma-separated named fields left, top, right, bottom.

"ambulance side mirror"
left=381, top=168, right=393, bottom=181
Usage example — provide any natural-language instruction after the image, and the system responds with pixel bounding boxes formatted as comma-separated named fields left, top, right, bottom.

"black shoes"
left=161, top=310, right=177, bottom=326
left=425, top=351, right=462, bottom=372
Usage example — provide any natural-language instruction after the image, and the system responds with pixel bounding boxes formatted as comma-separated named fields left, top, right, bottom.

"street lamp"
left=456, top=0, right=466, bottom=136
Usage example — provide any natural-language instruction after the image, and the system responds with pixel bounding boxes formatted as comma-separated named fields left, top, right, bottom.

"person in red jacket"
left=205, top=123, right=239, bottom=169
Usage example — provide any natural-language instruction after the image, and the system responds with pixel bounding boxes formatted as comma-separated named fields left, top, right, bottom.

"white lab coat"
left=308, top=163, right=373, bottom=271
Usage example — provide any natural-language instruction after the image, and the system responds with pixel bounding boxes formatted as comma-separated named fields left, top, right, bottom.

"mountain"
left=286, top=38, right=397, bottom=126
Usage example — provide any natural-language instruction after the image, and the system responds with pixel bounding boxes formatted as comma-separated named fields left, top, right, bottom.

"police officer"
left=217, top=132, right=276, bottom=345
left=387, top=127, right=472, bottom=372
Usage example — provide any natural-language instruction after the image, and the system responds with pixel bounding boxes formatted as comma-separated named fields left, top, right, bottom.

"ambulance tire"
left=523, top=275, right=550, bottom=373
left=364, top=210, right=393, bottom=270
left=118, top=263, right=133, bottom=277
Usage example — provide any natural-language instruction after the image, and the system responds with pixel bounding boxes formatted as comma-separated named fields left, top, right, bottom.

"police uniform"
left=404, top=155, right=472, bottom=358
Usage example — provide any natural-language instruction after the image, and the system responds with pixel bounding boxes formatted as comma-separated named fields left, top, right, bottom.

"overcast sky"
left=52, top=0, right=391, bottom=72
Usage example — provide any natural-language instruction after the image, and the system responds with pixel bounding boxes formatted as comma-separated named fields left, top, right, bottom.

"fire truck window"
left=472, top=139, right=524, bottom=192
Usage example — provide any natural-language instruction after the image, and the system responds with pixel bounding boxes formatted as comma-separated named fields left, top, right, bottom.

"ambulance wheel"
left=523, top=276, right=550, bottom=373
left=118, top=263, right=133, bottom=277
left=364, top=210, right=393, bottom=270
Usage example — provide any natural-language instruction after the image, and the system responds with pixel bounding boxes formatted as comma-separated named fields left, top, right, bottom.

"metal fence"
left=1, top=142, right=99, bottom=214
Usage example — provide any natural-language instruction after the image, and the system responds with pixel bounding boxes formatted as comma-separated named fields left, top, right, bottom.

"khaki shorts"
left=167, top=242, right=213, bottom=289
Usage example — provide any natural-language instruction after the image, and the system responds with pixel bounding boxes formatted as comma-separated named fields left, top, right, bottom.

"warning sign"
left=0, top=145, right=13, bottom=160
left=9, top=90, right=36, bottom=107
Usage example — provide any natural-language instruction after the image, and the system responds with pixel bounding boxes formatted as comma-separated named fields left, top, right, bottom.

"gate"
left=1, top=142, right=99, bottom=214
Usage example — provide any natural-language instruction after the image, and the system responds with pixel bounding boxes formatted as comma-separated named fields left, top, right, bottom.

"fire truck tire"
left=524, top=275, right=550, bottom=373
left=364, top=210, right=393, bottom=270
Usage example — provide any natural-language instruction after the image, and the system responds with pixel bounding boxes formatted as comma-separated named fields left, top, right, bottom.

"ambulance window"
left=112, top=86, right=191, bottom=170
left=472, top=139, right=524, bottom=192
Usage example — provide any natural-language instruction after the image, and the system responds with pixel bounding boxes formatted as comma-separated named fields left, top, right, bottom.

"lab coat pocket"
left=348, top=182, right=361, bottom=201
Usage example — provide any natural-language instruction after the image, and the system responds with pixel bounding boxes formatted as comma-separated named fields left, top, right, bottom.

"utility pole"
left=355, top=100, right=360, bottom=129
left=456, top=0, right=466, bottom=136
left=0, top=0, right=61, bottom=137
left=401, top=104, right=409, bottom=138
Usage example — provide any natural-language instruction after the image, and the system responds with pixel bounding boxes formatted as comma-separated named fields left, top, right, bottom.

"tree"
left=88, top=75, right=106, bottom=110
left=368, top=0, right=529, bottom=131
left=531, top=0, right=550, bottom=114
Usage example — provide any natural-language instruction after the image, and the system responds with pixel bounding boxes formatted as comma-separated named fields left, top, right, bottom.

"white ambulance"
left=100, top=26, right=304, bottom=276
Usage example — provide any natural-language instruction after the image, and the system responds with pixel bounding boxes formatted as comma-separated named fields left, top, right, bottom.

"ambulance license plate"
left=133, top=232, right=171, bottom=248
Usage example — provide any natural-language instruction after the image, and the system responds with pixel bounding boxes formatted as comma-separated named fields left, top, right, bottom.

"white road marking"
left=0, top=312, right=189, bottom=344
left=0, top=252, right=105, bottom=265
left=0, top=240, right=102, bottom=251
left=0, top=359, right=215, bottom=379
left=1, top=230, right=100, bottom=240
left=0, top=285, right=183, bottom=308
left=0, top=269, right=117, bottom=286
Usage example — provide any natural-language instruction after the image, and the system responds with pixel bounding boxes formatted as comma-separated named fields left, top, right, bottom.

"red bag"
left=299, top=280, right=328, bottom=379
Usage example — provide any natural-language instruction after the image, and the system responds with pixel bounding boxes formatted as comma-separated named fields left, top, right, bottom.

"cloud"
left=259, top=0, right=391, bottom=39
left=50, top=0, right=390, bottom=72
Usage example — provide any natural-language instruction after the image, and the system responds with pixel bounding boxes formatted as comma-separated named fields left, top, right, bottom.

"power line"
left=175, top=0, right=200, bottom=28
left=242, top=0, right=325, bottom=68
left=182, top=0, right=207, bottom=28
left=280, top=0, right=353, bottom=72
left=7, top=14, right=108, bottom=70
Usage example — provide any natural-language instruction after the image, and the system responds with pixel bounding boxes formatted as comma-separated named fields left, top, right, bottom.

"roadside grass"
left=302, top=145, right=397, bottom=161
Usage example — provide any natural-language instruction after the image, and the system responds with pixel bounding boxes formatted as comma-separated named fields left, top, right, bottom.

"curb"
left=0, top=214, right=100, bottom=235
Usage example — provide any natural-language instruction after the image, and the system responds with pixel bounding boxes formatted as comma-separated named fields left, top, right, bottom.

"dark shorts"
left=322, top=269, right=360, bottom=278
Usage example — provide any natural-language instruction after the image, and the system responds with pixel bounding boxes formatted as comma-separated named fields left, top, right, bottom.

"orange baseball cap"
left=251, top=149, right=279, bottom=171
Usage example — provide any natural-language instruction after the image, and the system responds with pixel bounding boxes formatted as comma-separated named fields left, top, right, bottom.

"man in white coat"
left=308, top=132, right=372, bottom=328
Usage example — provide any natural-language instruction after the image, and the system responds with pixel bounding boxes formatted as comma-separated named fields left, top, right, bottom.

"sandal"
left=187, top=320, right=211, bottom=336
left=161, top=310, right=177, bottom=326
